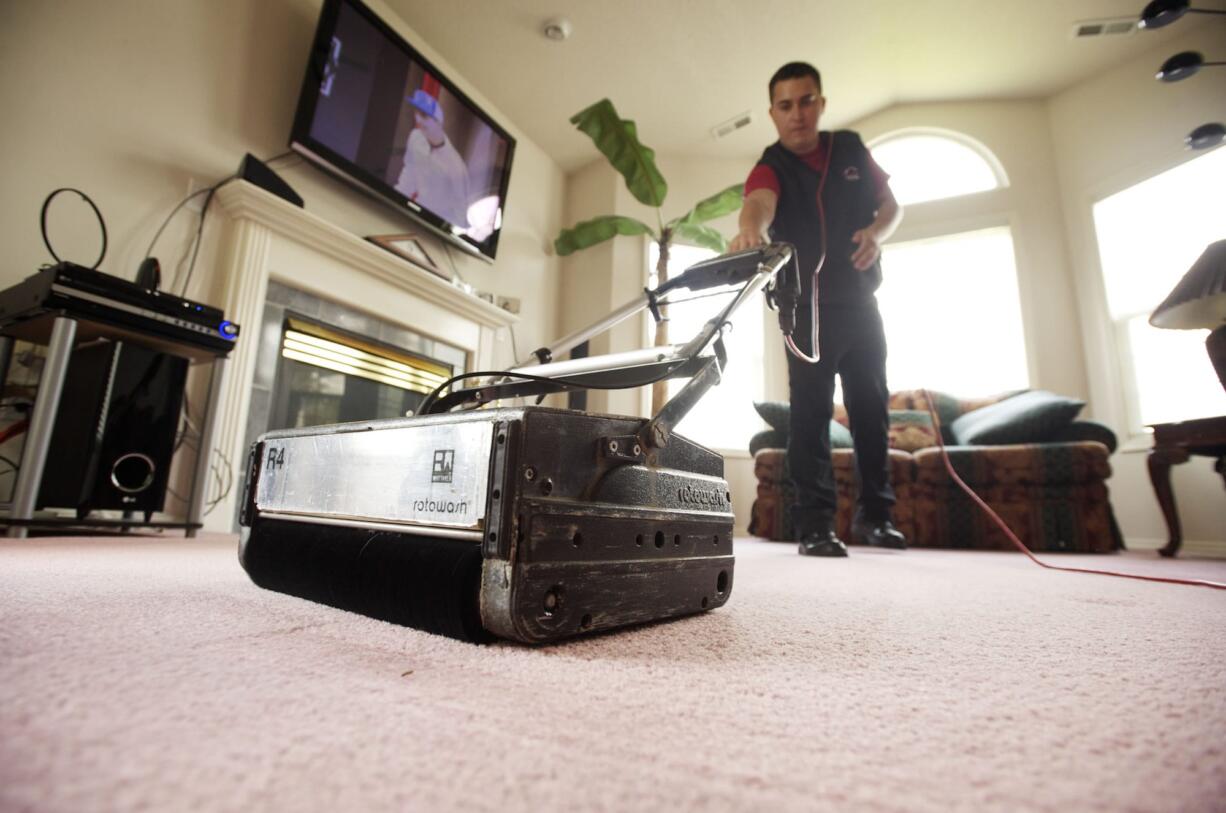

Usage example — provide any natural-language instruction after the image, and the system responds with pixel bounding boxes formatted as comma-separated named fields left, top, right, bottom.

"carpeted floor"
left=2, top=533, right=1224, bottom=812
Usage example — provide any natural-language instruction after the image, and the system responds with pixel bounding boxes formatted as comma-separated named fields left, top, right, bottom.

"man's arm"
left=729, top=188, right=778, bottom=253
left=850, top=183, right=902, bottom=271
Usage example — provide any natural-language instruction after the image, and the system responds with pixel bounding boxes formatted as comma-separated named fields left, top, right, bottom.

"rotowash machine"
left=239, top=244, right=796, bottom=643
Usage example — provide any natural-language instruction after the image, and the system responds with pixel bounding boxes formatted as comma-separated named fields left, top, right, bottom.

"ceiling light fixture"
left=1156, top=51, right=1208, bottom=81
left=542, top=17, right=572, bottom=41
left=1186, top=122, right=1226, bottom=150
left=1137, top=0, right=1226, bottom=29
left=1140, top=2, right=1226, bottom=149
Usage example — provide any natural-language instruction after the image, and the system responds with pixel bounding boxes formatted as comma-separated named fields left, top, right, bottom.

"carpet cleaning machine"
left=238, top=244, right=799, bottom=643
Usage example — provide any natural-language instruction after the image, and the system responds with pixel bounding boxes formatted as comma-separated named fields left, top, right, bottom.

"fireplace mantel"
left=203, top=179, right=516, bottom=531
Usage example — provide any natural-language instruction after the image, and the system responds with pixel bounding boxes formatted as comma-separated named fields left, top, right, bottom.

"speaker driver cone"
left=111, top=453, right=156, bottom=494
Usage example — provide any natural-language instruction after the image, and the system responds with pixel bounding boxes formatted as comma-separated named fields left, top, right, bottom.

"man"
left=729, top=61, right=904, bottom=557
left=396, top=76, right=471, bottom=229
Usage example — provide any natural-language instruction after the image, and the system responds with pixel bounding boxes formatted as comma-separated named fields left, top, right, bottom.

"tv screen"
left=290, top=0, right=516, bottom=262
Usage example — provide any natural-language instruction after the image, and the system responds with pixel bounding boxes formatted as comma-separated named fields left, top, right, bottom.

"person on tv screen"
left=396, top=75, right=471, bottom=228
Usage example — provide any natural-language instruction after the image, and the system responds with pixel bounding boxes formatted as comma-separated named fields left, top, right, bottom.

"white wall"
left=1050, top=24, right=1226, bottom=550
left=0, top=0, right=564, bottom=519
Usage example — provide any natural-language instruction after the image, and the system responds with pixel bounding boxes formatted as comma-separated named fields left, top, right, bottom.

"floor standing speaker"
left=37, top=340, right=188, bottom=520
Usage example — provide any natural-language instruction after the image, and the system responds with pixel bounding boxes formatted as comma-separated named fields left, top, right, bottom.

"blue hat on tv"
left=408, top=89, right=443, bottom=123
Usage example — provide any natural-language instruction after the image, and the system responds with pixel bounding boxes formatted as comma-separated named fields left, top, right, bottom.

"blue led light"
left=218, top=320, right=238, bottom=340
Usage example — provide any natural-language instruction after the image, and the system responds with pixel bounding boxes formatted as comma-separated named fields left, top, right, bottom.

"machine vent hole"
left=673, top=534, right=681, bottom=546
left=701, top=596, right=709, bottom=609
left=543, top=585, right=564, bottom=616
left=636, top=534, right=644, bottom=547
left=579, top=613, right=593, bottom=630
left=716, top=570, right=729, bottom=595
left=572, top=531, right=583, bottom=548
left=654, top=531, right=665, bottom=549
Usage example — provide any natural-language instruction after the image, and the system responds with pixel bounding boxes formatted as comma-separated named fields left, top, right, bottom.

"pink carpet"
left=2, top=533, right=1224, bottom=812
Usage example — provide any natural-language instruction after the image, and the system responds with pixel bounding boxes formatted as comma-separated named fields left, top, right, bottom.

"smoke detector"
left=542, top=17, right=572, bottom=41
left=1071, top=17, right=1137, bottom=38
left=711, top=111, right=754, bottom=140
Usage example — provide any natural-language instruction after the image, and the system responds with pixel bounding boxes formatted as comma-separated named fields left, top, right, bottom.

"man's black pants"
left=785, top=300, right=894, bottom=538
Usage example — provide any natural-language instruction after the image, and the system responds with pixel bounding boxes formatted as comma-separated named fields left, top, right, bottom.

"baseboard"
left=1126, top=537, right=1226, bottom=559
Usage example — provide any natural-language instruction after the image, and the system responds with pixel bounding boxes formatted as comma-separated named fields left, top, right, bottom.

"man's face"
left=769, top=76, right=825, bottom=154
left=413, top=111, right=445, bottom=144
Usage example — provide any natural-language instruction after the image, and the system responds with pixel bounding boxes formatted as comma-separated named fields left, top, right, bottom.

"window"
left=869, top=131, right=1005, bottom=206
left=877, top=227, right=1029, bottom=395
left=1093, top=147, right=1226, bottom=427
left=648, top=242, right=765, bottom=452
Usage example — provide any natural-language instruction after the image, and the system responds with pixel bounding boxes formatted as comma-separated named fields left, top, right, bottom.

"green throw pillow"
left=753, top=400, right=791, bottom=432
left=829, top=420, right=853, bottom=449
left=751, top=401, right=852, bottom=449
left=949, top=390, right=1085, bottom=446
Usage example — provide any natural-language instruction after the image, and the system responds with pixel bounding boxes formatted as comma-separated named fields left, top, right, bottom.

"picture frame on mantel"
left=366, top=234, right=447, bottom=280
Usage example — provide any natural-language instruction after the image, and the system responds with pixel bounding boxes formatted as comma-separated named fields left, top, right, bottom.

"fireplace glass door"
left=269, top=317, right=453, bottom=430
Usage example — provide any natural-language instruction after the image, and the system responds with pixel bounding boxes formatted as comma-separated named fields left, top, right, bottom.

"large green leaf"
left=570, top=99, right=668, bottom=208
left=667, top=183, right=744, bottom=230
left=672, top=222, right=728, bottom=254
left=554, top=215, right=656, bottom=256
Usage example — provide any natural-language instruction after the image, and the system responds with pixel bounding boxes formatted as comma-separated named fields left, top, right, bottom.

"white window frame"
left=1088, top=146, right=1226, bottom=439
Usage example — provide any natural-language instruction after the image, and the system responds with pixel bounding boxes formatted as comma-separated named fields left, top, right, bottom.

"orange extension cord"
left=921, top=389, right=1226, bottom=591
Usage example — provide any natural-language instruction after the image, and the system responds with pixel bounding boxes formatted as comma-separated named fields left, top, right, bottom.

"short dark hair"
left=769, top=62, right=822, bottom=102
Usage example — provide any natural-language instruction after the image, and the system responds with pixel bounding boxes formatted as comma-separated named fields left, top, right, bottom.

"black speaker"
left=237, top=153, right=304, bottom=207
left=37, top=340, right=188, bottom=520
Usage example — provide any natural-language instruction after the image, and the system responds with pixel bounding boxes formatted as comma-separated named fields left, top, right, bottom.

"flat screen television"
left=289, top=0, right=516, bottom=263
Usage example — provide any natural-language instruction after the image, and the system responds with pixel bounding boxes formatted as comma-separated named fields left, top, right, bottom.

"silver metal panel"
left=255, top=420, right=494, bottom=529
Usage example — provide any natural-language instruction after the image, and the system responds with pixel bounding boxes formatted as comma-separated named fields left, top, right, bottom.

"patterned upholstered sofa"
left=748, top=389, right=1123, bottom=553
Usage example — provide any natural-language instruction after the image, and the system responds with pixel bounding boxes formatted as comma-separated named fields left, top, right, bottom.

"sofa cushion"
left=908, top=390, right=1022, bottom=442
left=1046, top=420, right=1118, bottom=454
left=913, top=442, right=1111, bottom=488
left=948, top=390, right=1085, bottom=446
left=889, top=410, right=938, bottom=452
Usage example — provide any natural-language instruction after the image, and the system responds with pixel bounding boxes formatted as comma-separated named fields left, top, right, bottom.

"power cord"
left=921, top=388, right=1226, bottom=591
left=144, top=150, right=298, bottom=296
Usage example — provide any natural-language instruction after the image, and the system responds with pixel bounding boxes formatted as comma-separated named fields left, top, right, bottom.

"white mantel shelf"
left=212, top=180, right=516, bottom=330
left=200, top=179, right=517, bottom=532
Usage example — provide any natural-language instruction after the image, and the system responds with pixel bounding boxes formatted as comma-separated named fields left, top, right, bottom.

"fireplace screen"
left=269, top=317, right=453, bottom=430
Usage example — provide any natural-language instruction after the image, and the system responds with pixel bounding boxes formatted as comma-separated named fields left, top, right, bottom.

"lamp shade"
left=1150, top=240, right=1226, bottom=330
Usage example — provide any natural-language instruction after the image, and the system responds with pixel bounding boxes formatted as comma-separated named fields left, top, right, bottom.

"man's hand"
left=850, top=227, right=882, bottom=271
left=728, top=228, right=768, bottom=253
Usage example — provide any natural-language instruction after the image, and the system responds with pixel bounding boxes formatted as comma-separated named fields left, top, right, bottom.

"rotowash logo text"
left=419, top=449, right=467, bottom=516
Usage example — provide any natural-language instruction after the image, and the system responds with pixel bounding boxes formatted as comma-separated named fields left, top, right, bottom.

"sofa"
left=748, top=389, right=1124, bottom=553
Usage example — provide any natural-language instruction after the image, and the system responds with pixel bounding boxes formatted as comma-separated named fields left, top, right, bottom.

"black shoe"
left=851, top=517, right=907, bottom=550
left=798, top=530, right=849, bottom=557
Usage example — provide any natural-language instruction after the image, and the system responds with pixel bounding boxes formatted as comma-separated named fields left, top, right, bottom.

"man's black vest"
left=757, top=130, right=882, bottom=306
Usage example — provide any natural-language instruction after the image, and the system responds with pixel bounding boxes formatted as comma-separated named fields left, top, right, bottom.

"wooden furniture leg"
left=1147, top=446, right=1189, bottom=558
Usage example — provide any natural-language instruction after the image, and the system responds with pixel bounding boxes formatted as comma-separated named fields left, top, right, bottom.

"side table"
left=1146, top=415, right=1226, bottom=557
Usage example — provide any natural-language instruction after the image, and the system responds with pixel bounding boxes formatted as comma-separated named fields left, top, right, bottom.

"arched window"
left=868, top=129, right=1028, bottom=395
left=868, top=130, right=1007, bottom=206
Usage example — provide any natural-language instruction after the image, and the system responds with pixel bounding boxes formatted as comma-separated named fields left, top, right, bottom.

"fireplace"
left=207, top=180, right=516, bottom=532
left=243, top=280, right=467, bottom=461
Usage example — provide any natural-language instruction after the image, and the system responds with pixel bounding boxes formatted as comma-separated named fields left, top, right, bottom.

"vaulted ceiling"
left=384, top=0, right=1221, bottom=171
